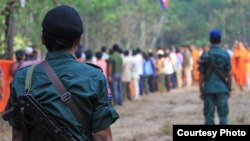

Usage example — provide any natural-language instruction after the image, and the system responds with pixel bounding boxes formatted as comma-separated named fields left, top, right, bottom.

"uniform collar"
left=45, top=51, right=76, bottom=61
left=210, top=45, right=220, bottom=49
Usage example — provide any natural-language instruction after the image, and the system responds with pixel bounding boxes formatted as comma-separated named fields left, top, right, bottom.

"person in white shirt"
left=169, top=47, right=178, bottom=89
left=131, top=50, right=141, bottom=99
left=164, top=53, right=174, bottom=91
left=134, top=48, right=144, bottom=96
left=121, top=50, right=133, bottom=100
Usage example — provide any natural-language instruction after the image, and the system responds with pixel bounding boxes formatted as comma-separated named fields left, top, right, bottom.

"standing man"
left=121, top=50, right=133, bottom=100
left=199, top=29, right=232, bottom=125
left=109, top=44, right=123, bottom=106
left=183, top=45, right=193, bottom=87
left=156, top=49, right=165, bottom=93
left=175, top=48, right=183, bottom=88
left=4, top=5, right=119, bottom=141
left=101, top=46, right=110, bottom=61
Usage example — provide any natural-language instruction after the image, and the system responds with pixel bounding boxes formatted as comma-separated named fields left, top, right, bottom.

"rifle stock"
left=2, top=94, right=77, bottom=141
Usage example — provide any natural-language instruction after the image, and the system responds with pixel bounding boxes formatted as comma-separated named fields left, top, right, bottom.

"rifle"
left=2, top=64, right=77, bottom=141
left=2, top=94, right=77, bottom=141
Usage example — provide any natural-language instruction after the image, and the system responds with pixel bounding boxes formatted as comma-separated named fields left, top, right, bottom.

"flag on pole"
left=160, top=0, right=169, bottom=10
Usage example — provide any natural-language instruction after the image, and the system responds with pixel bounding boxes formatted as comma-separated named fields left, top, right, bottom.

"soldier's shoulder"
left=15, top=65, right=32, bottom=75
left=85, top=63, right=103, bottom=71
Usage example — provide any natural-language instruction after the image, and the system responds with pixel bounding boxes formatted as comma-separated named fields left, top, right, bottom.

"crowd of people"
left=72, top=40, right=250, bottom=106
left=73, top=44, right=214, bottom=106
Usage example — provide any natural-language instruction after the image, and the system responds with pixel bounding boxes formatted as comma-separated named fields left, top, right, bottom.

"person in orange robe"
left=0, top=60, right=13, bottom=112
left=246, top=46, right=250, bottom=89
left=191, top=44, right=200, bottom=84
left=232, top=42, right=248, bottom=90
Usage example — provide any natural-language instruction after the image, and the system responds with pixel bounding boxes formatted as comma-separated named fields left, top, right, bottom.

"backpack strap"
left=25, top=65, right=36, bottom=94
left=24, top=65, right=35, bottom=139
left=40, top=61, right=93, bottom=140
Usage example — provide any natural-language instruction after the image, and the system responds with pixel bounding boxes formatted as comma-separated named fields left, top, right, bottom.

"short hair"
left=210, top=38, right=221, bottom=44
left=136, top=48, right=141, bottom=54
left=101, top=46, right=106, bottom=52
left=84, top=49, right=93, bottom=60
left=124, top=50, right=129, bottom=56
left=148, top=52, right=153, bottom=57
left=112, top=44, right=120, bottom=52
left=42, top=32, right=78, bottom=51
left=15, top=50, right=25, bottom=61
left=158, top=54, right=163, bottom=58
left=95, top=51, right=102, bottom=60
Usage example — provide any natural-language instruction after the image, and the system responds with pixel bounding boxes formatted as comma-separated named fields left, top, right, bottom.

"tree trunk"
left=140, top=20, right=146, bottom=50
left=5, top=6, right=14, bottom=60
left=150, top=13, right=165, bottom=49
left=84, top=17, right=89, bottom=49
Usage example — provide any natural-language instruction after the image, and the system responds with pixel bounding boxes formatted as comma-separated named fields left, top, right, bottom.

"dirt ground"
left=0, top=86, right=250, bottom=141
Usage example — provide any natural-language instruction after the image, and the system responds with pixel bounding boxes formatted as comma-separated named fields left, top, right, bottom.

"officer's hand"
left=199, top=92, right=203, bottom=101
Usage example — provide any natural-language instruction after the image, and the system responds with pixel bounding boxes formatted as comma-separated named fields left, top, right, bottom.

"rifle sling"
left=25, top=65, right=36, bottom=92
left=40, top=61, right=92, bottom=139
left=205, top=63, right=229, bottom=90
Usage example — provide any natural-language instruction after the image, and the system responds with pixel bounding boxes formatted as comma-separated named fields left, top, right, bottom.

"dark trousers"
left=171, top=72, right=177, bottom=89
left=139, top=75, right=144, bottom=96
left=203, top=93, right=229, bottom=125
left=143, top=75, right=150, bottom=94
left=149, top=75, right=157, bottom=92
left=122, top=82, right=131, bottom=100
left=112, top=73, right=123, bottom=105
left=165, top=74, right=171, bottom=92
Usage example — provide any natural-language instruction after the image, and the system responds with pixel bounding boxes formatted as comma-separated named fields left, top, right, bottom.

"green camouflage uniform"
left=5, top=51, right=119, bottom=141
left=199, top=45, right=231, bottom=125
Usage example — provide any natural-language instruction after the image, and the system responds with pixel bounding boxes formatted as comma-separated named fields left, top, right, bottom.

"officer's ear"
left=74, top=37, right=81, bottom=46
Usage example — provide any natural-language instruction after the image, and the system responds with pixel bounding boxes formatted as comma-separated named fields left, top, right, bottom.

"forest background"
left=0, top=0, right=249, bottom=59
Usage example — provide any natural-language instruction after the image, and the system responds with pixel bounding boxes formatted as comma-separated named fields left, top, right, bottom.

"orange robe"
left=232, top=43, right=248, bottom=87
left=0, top=60, right=14, bottom=112
left=191, top=48, right=200, bottom=81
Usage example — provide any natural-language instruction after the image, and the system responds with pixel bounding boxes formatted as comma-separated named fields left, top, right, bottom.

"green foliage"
left=0, top=0, right=250, bottom=58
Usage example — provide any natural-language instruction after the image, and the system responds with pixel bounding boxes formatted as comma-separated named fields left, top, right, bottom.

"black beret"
left=42, top=5, right=83, bottom=39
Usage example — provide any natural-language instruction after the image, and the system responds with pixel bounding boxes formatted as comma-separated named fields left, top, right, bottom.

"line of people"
left=75, top=44, right=205, bottom=106
left=1, top=40, right=250, bottom=108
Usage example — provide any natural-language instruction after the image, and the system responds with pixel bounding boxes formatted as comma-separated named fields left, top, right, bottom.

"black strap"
left=211, top=64, right=230, bottom=90
left=40, top=61, right=93, bottom=140
left=204, top=63, right=230, bottom=90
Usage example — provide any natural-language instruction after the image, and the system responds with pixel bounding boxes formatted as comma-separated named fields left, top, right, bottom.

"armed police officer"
left=3, top=5, right=119, bottom=141
left=198, top=29, right=232, bottom=125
